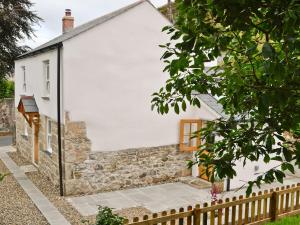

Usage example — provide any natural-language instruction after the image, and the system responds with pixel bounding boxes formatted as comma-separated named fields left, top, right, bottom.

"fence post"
left=270, top=190, right=279, bottom=221
left=203, top=202, right=208, bottom=225
left=194, top=204, right=201, bottom=225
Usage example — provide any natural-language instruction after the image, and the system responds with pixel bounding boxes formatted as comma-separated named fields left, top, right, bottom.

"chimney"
left=62, top=9, right=74, bottom=33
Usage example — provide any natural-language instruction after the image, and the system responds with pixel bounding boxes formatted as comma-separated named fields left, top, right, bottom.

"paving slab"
left=68, top=175, right=300, bottom=217
left=0, top=136, right=12, bottom=147
left=67, top=182, right=211, bottom=216
left=20, top=164, right=38, bottom=173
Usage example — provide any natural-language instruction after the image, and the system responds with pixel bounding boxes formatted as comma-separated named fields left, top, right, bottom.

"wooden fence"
left=124, top=183, right=300, bottom=225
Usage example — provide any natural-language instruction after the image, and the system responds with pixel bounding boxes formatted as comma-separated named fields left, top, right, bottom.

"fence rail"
left=124, top=183, right=300, bottom=225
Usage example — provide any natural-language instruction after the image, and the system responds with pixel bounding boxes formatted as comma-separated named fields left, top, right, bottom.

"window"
left=22, top=66, right=26, bottom=93
left=179, top=119, right=202, bottom=151
left=46, top=118, right=52, bottom=153
left=43, top=60, right=50, bottom=95
left=24, top=119, right=28, bottom=136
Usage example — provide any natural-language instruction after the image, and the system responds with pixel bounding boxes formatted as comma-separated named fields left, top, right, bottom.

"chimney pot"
left=62, top=9, right=74, bottom=33
left=65, top=9, right=71, bottom=16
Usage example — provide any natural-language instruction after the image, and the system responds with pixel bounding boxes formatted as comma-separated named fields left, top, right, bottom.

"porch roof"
left=18, top=96, right=39, bottom=114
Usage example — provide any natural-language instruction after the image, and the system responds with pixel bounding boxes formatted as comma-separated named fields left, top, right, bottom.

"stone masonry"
left=0, top=98, right=14, bottom=133
left=63, top=112, right=192, bottom=195
left=64, top=145, right=192, bottom=195
left=16, top=110, right=193, bottom=196
left=16, top=110, right=61, bottom=187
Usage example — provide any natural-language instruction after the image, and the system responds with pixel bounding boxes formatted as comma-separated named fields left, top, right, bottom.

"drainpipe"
left=226, top=177, right=230, bottom=191
left=57, top=43, right=64, bottom=196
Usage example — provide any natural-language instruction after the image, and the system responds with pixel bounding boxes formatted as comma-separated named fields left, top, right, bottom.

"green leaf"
left=162, top=52, right=173, bottom=59
left=246, top=182, right=253, bottom=197
left=262, top=42, right=275, bottom=58
left=283, top=148, right=292, bottom=162
left=263, top=154, right=270, bottom=163
left=271, top=156, right=283, bottom=162
left=274, top=170, right=285, bottom=183
left=164, top=104, right=169, bottom=113
left=193, top=98, right=201, bottom=108
left=182, top=100, right=187, bottom=111
left=174, top=103, right=179, bottom=114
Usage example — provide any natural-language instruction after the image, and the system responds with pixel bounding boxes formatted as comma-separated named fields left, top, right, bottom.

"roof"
left=197, top=94, right=228, bottom=119
left=18, top=96, right=39, bottom=113
left=19, top=0, right=147, bottom=59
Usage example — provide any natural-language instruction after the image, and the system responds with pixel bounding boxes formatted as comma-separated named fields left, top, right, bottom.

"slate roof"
left=19, top=0, right=146, bottom=58
left=19, top=96, right=39, bottom=113
left=198, top=94, right=228, bottom=119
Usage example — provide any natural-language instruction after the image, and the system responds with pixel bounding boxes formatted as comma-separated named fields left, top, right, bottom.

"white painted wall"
left=229, top=158, right=280, bottom=190
left=62, top=1, right=219, bottom=152
left=15, top=50, right=60, bottom=121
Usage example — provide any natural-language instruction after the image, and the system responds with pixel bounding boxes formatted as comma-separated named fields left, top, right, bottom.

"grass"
left=266, top=215, right=300, bottom=225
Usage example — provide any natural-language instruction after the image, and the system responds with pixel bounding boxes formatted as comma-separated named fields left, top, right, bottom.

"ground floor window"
left=24, top=119, right=28, bottom=136
left=46, top=118, right=52, bottom=153
left=179, top=119, right=202, bottom=151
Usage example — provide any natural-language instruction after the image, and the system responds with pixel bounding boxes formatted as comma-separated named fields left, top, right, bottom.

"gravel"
left=8, top=151, right=28, bottom=166
left=115, top=207, right=152, bottom=220
left=28, top=171, right=95, bottom=225
left=0, top=158, right=49, bottom=225
left=9, top=151, right=92, bottom=225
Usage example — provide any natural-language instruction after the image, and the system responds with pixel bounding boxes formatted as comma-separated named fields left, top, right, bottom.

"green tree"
left=0, top=0, right=40, bottom=181
left=152, top=0, right=300, bottom=195
left=0, top=0, right=41, bottom=80
left=0, top=80, right=14, bottom=98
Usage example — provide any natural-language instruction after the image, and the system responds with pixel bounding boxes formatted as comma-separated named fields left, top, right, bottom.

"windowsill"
left=21, top=135, right=28, bottom=140
left=43, top=149, right=52, bottom=157
left=41, top=96, right=50, bottom=100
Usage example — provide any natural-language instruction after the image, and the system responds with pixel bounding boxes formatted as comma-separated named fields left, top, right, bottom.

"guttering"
left=17, top=43, right=62, bottom=60
left=57, top=43, right=64, bottom=196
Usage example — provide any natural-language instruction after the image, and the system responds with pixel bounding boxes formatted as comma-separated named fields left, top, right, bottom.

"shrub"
left=83, top=206, right=125, bottom=225
left=0, top=80, right=14, bottom=99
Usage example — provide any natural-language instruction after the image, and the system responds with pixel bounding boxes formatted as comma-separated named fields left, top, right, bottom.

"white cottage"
left=14, top=0, right=267, bottom=195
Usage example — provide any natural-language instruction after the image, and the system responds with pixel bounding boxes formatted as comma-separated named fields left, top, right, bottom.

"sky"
left=24, top=0, right=167, bottom=48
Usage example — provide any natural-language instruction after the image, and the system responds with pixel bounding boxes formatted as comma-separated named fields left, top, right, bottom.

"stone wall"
left=37, top=115, right=62, bottom=186
left=16, top=110, right=193, bottom=196
left=0, top=98, right=14, bottom=133
left=15, top=110, right=62, bottom=187
left=64, top=145, right=192, bottom=195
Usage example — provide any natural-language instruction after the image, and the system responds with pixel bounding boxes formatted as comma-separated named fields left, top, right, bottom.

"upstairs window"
left=179, top=119, right=202, bottom=151
left=43, top=60, right=50, bottom=96
left=46, top=118, right=52, bottom=153
left=22, top=66, right=26, bottom=93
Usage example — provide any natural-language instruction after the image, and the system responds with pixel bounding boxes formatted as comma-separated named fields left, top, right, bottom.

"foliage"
left=0, top=79, right=14, bottom=99
left=0, top=0, right=41, bottom=80
left=158, top=1, right=176, bottom=22
left=83, top=206, right=124, bottom=225
left=265, top=215, right=300, bottom=225
left=292, top=124, right=300, bottom=137
left=152, top=0, right=300, bottom=196
left=0, top=173, right=9, bottom=182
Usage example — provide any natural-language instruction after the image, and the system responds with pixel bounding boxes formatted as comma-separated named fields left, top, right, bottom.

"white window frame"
left=22, top=66, right=26, bottom=93
left=24, top=119, right=28, bottom=136
left=46, top=118, right=52, bottom=153
left=43, top=60, right=50, bottom=96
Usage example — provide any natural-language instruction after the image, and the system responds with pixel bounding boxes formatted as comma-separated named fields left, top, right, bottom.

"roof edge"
left=17, top=0, right=146, bottom=60
left=17, top=42, right=63, bottom=60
